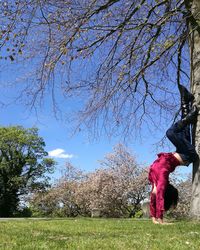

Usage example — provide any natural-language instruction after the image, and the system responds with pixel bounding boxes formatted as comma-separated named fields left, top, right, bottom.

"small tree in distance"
left=96, top=144, right=149, bottom=217
left=170, top=174, right=192, bottom=218
left=30, top=162, right=86, bottom=217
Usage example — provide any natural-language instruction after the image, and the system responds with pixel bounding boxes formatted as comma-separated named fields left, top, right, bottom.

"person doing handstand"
left=148, top=85, right=198, bottom=224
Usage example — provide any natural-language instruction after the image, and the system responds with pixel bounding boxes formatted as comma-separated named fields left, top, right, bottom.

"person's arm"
left=156, top=175, right=168, bottom=221
left=150, top=191, right=157, bottom=222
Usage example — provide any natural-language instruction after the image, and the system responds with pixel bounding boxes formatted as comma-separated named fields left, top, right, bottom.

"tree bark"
left=189, top=0, right=200, bottom=218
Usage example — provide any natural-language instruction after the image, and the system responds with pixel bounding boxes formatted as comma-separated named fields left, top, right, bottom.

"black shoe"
left=182, top=105, right=198, bottom=124
left=177, top=105, right=198, bottom=129
left=179, top=84, right=194, bottom=103
left=181, top=103, right=190, bottom=119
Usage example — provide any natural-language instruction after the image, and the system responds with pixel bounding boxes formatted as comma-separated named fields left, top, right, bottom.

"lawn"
left=0, top=218, right=199, bottom=249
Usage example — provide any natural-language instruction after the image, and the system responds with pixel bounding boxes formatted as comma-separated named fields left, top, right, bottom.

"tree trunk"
left=189, top=0, right=200, bottom=218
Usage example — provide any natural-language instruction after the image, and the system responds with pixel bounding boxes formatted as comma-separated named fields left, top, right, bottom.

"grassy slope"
left=0, top=218, right=199, bottom=249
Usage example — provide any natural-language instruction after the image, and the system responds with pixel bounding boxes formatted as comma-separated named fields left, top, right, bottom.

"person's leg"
left=166, top=123, right=191, bottom=151
left=166, top=122, right=198, bottom=164
left=178, top=84, right=194, bottom=119
left=167, top=85, right=198, bottom=163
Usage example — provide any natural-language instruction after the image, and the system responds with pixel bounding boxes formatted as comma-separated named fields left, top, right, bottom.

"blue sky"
left=0, top=97, right=154, bottom=177
left=0, top=57, right=192, bottom=182
left=0, top=88, right=192, bottom=182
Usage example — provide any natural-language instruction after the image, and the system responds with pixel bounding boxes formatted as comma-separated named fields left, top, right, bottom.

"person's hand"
left=160, top=222, right=174, bottom=225
left=152, top=217, right=159, bottom=224
left=157, top=218, right=174, bottom=225
left=157, top=218, right=164, bottom=224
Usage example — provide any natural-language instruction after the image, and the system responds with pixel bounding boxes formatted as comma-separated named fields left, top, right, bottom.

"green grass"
left=0, top=218, right=200, bottom=249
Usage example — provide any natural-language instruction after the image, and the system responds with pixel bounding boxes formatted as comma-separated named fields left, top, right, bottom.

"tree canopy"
left=0, top=0, right=196, bottom=138
left=0, top=126, right=55, bottom=217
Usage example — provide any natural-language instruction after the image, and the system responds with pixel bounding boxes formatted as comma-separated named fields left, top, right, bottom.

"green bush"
left=134, top=210, right=143, bottom=218
left=13, top=207, right=32, bottom=217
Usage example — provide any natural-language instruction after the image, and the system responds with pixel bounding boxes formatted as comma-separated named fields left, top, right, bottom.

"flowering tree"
left=157, top=170, right=193, bottom=219
left=30, top=162, right=85, bottom=217
left=171, top=175, right=192, bottom=218
left=97, top=144, right=149, bottom=216
left=30, top=144, right=149, bottom=217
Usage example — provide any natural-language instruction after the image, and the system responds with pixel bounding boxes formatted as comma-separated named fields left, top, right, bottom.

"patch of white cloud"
left=48, top=148, right=74, bottom=159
